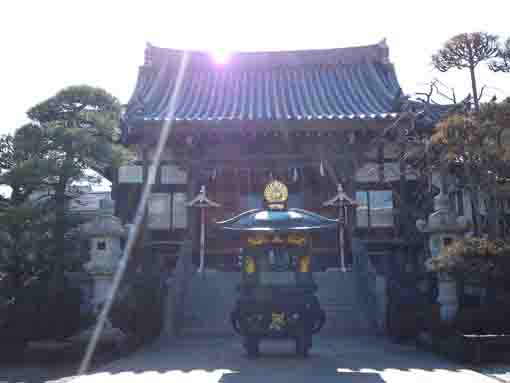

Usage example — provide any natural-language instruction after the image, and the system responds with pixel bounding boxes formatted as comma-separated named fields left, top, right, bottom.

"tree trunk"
left=487, top=174, right=499, bottom=240
left=466, top=165, right=481, bottom=236
left=469, top=64, right=480, bottom=112
left=54, top=181, right=67, bottom=273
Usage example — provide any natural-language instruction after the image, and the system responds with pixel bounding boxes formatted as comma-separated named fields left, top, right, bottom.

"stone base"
left=65, top=321, right=126, bottom=348
left=27, top=340, right=74, bottom=353
left=90, top=274, right=114, bottom=308
left=438, top=279, right=458, bottom=323
left=416, top=330, right=435, bottom=350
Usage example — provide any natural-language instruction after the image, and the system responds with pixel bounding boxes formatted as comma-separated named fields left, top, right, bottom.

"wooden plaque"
left=161, top=165, right=187, bottom=184
left=172, top=192, right=187, bottom=229
left=118, top=166, right=143, bottom=184
left=148, top=193, right=171, bottom=229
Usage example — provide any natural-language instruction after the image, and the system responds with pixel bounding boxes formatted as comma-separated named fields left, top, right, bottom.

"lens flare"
left=211, top=49, right=230, bottom=64
left=77, top=51, right=191, bottom=376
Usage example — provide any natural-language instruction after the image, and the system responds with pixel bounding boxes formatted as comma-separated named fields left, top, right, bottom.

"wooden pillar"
left=377, top=142, right=384, bottom=184
left=303, top=165, right=314, bottom=212
left=142, top=146, right=153, bottom=268
left=398, top=141, right=408, bottom=241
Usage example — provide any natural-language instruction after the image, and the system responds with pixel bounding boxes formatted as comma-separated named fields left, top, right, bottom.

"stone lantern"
left=416, top=191, right=470, bottom=323
left=80, top=196, right=126, bottom=309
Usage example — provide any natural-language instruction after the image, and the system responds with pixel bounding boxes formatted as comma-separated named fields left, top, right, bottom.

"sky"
left=1, top=0, right=510, bottom=135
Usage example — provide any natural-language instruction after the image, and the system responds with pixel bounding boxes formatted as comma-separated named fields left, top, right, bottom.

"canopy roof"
left=124, top=40, right=403, bottom=127
left=216, top=208, right=338, bottom=233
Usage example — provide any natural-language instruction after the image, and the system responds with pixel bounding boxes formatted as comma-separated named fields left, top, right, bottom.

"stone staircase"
left=315, top=271, right=376, bottom=335
left=179, top=271, right=240, bottom=336
left=175, top=270, right=376, bottom=336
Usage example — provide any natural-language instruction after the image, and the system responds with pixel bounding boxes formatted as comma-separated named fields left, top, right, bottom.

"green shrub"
left=109, top=273, right=164, bottom=349
left=453, top=308, right=487, bottom=334
left=426, top=238, right=510, bottom=278
left=454, top=305, right=510, bottom=334
left=0, top=274, right=82, bottom=345
left=438, top=335, right=465, bottom=361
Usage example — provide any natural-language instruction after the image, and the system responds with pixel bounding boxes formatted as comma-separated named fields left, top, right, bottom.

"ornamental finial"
left=323, top=183, right=357, bottom=208
left=187, top=185, right=220, bottom=208
left=264, top=180, right=288, bottom=210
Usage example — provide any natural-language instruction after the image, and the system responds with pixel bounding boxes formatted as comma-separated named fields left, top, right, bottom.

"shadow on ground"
left=0, top=343, right=123, bottom=383
left=64, top=335, right=495, bottom=383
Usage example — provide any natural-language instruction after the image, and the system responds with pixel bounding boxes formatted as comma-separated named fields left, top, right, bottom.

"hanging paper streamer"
left=211, top=168, right=217, bottom=181
left=320, top=161, right=325, bottom=177
left=292, top=168, right=298, bottom=183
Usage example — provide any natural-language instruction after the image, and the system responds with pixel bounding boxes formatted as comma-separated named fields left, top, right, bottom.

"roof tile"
left=125, top=43, right=403, bottom=124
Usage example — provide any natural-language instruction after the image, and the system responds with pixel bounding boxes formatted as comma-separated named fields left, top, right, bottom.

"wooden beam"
left=204, top=247, right=340, bottom=256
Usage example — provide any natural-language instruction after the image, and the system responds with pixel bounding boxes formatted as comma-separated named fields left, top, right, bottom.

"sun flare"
left=210, top=49, right=231, bottom=64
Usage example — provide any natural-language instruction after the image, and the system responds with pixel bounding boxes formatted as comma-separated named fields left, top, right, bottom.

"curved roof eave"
left=216, top=208, right=338, bottom=233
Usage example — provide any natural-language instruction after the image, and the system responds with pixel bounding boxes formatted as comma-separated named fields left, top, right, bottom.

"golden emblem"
left=264, top=180, right=288, bottom=206
left=270, top=312, right=286, bottom=330
left=247, top=234, right=269, bottom=246
left=287, top=233, right=306, bottom=246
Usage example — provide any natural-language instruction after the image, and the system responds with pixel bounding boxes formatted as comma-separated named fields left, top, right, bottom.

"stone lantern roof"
left=416, top=192, right=470, bottom=234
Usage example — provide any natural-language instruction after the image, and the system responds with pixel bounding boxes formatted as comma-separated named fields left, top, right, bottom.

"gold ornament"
left=287, top=233, right=306, bottom=246
left=247, top=234, right=268, bottom=246
left=264, top=180, right=288, bottom=205
left=244, top=256, right=256, bottom=274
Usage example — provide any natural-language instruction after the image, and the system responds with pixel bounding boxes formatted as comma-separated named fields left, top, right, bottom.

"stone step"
left=177, top=270, right=375, bottom=336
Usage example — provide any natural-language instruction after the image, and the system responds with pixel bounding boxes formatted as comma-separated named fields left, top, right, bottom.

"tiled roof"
left=125, top=41, right=402, bottom=125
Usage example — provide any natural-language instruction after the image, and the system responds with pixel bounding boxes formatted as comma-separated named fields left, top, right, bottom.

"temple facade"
left=116, top=40, right=445, bottom=277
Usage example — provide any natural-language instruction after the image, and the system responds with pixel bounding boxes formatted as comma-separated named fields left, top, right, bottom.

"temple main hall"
left=116, top=40, right=443, bottom=275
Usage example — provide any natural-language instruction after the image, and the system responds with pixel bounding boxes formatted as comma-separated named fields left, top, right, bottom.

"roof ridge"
left=144, top=40, right=391, bottom=68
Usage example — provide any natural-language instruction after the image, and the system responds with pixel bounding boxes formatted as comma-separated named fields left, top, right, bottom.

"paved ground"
left=49, top=335, right=506, bottom=383
left=480, top=366, right=510, bottom=382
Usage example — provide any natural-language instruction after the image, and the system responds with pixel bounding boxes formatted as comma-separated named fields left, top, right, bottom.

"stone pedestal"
left=90, top=274, right=114, bottom=306
left=375, top=275, right=388, bottom=332
left=437, top=277, right=458, bottom=323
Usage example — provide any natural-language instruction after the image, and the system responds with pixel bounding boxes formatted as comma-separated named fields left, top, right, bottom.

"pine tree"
left=490, top=37, right=510, bottom=73
left=25, top=85, right=132, bottom=266
left=432, top=32, right=499, bottom=111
